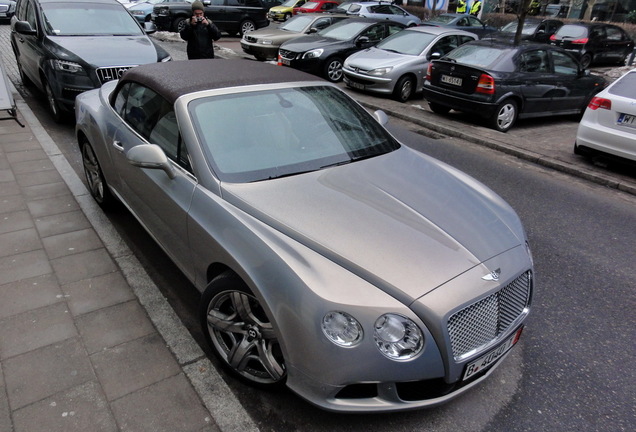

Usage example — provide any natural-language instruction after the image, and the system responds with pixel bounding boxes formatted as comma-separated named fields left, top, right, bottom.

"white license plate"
left=618, top=113, right=636, bottom=127
left=441, top=75, right=462, bottom=86
left=348, top=80, right=365, bottom=90
left=280, top=58, right=291, bottom=66
left=463, top=327, right=523, bottom=381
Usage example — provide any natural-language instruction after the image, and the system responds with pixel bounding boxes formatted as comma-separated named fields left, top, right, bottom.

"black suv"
left=550, top=22, right=634, bottom=69
left=10, top=0, right=170, bottom=121
left=152, top=0, right=281, bottom=36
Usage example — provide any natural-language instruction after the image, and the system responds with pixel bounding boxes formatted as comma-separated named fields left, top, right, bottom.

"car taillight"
left=476, top=74, right=495, bottom=94
left=425, top=63, right=433, bottom=81
left=571, top=38, right=588, bottom=44
left=550, top=34, right=556, bottom=41
left=588, top=97, right=611, bottom=110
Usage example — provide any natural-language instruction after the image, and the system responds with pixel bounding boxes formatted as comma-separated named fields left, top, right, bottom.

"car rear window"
left=609, top=72, right=636, bottom=98
left=555, top=24, right=588, bottom=38
left=444, top=44, right=508, bottom=69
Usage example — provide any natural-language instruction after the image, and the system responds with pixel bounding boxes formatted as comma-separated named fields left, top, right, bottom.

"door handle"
left=112, top=140, right=124, bottom=152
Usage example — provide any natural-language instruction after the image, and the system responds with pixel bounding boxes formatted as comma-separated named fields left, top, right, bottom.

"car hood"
left=347, top=47, right=416, bottom=69
left=250, top=28, right=300, bottom=40
left=221, top=147, right=524, bottom=303
left=47, top=35, right=160, bottom=66
left=281, top=34, right=349, bottom=52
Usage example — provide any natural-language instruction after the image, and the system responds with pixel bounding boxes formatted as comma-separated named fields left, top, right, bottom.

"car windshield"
left=426, top=15, right=455, bottom=25
left=319, top=20, right=369, bottom=40
left=189, top=86, right=400, bottom=183
left=281, top=14, right=316, bottom=32
left=501, top=21, right=539, bottom=35
left=281, top=0, right=298, bottom=5
left=444, top=44, right=508, bottom=68
left=555, top=25, right=588, bottom=38
left=42, top=3, right=143, bottom=36
left=377, top=30, right=436, bottom=55
left=609, top=71, right=636, bottom=98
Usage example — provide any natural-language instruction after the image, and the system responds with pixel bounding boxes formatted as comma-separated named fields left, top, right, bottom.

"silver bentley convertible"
left=75, top=59, right=534, bottom=412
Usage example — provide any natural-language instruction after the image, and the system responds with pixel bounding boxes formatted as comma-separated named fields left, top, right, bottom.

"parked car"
left=278, top=17, right=405, bottom=82
left=342, top=1, right=421, bottom=27
left=75, top=59, right=534, bottom=413
left=10, top=0, right=170, bottom=122
left=152, top=0, right=280, bottom=35
left=268, top=0, right=306, bottom=21
left=575, top=69, right=636, bottom=163
left=545, top=3, right=569, bottom=18
left=242, top=12, right=349, bottom=60
left=343, top=26, right=477, bottom=102
left=0, top=0, right=16, bottom=22
left=549, top=23, right=634, bottom=69
left=293, top=0, right=338, bottom=15
left=423, top=40, right=607, bottom=132
left=128, top=0, right=183, bottom=23
left=420, top=13, right=497, bottom=39
left=488, top=17, right=563, bottom=44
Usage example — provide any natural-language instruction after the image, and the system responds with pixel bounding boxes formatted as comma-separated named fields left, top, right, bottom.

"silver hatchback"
left=343, top=26, right=477, bottom=102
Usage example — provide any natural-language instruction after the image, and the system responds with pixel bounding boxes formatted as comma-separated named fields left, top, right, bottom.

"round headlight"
left=322, top=311, right=363, bottom=347
left=374, top=314, right=423, bottom=360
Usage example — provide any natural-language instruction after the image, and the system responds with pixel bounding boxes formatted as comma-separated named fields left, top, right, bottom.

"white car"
left=575, top=69, right=636, bottom=163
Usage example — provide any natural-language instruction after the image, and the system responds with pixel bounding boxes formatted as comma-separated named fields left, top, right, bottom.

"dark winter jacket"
left=180, top=19, right=221, bottom=59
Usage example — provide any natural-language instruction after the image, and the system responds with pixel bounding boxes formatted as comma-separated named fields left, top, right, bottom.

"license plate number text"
left=441, top=75, right=462, bottom=86
left=463, top=327, right=523, bottom=380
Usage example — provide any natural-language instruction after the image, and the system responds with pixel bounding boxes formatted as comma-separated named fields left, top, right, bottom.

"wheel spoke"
left=206, top=308, right=246, bottom=334
left=227, top=336, right=256, bottom=370
left=256, top=340, right=285, bottom=380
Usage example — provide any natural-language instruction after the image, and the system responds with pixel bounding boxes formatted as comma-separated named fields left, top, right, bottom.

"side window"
left=313, top=17, right=331, bottom=30
left=25, top=0, right=37, bottom=31
left=389, top=5, right=405, bottom=15
left=112, top=83, right=131, bottom=117
left=211, top=0, right=226, bottom=5
left=16, top=0, right=28, bottom=20
left=457, top=17, right=468, bottom=26
left=551, top=51, right=578, bottom=75
left=605, top=27, right=622, bottom=41
left=459, top=35, right=476, bottom=45
left=431, top=36, right=459, bottom=57
left=519, top=50, right=548, bottom=73
left=322, top=3, right=336, bottom=11
left=361, top=24, right=385, bottom=43
left=122, top=84, right=165, bottom=140
left=467, top=17, right=482, bottom=27
left=387, top=23, right=403, bottom=36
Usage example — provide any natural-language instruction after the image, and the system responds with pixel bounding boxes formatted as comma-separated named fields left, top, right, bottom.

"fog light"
left=374, top=314, right=423, bottom=360
left=322, top=311, right=362, bottom=347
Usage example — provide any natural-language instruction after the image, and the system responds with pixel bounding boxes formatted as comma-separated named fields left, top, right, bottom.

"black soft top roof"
left=117, top=59, right=322, bottom=104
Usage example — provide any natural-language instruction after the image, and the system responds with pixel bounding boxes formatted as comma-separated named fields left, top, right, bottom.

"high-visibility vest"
left=456, top=0, right=467, bottom=13
left=470, top=0, right=481, bottom=15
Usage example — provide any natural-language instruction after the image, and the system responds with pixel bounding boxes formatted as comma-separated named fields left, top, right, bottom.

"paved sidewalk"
left=0, top=70, right=257, bottom=432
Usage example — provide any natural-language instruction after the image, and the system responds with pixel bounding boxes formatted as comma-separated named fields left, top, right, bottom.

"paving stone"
left=0, top=194, right=27, bottom=214
left=12, top=381, right=118, bottom=432
left=34, top=210, right=92, bottom=238
left=0, top=134, right=40, bottom=150
left=90, top=333, right=181, bottom=401
left=5, top=148, right=48, bottom=164
left=0, top=168, right=15, bottom=183
left=0, top=364, right=10, bottom=432
left=10, top=158, right=56, bottom=175
left=0, top=180, right=19, bottom=197
left=27, top=194, right=80, bottom=218
left=15, top=169, right=64, bottom=188
left=0, top=209, right=34, bottom=235
left=0, top=273, right=63, bottom=320
left=76, top=301, right=155, bottom=355
left=3, top=337, right=95, bottom=410
left=50, top=248, right=118, bottom=285
left=0, top=249, right=52, bottom=285
left=62, top=272, right=135, bottom=317
left=0, top=302, right=77, bottom=360
left=42, top=228, right=102, bottom=260
left=22, top=182, right=70, bottom=200
left=0, top=227, right=42, bottom=258
left=111, top=374, right=219, bottom=432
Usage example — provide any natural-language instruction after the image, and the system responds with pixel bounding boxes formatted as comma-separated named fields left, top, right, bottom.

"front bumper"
left=152, top=14, right=172, bottom=31
left=343, top=68, right=395, bottom=95
left=241, top=41, right=279, bottom=60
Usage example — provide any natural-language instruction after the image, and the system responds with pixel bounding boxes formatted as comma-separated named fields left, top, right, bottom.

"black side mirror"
left=13, top=20, right=37, bottom=36
left=356, top=36, right=370, bottom=47
left=308, top=27, right=318, bottom=34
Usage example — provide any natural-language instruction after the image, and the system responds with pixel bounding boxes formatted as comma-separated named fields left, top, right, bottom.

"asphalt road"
left=5, top=29, right=634, bottom=432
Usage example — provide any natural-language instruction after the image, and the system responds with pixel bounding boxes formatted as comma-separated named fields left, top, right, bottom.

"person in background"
left=180, top=0, right=221, bottom=59
left=469, top=0, right=482, bottom=16
left=456, top=0, right=467, bottom=13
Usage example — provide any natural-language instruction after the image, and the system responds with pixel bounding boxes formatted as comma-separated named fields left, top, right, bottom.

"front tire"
left=240, top=19, right=256, bottom=36
left=81, top=140, right=115, bottom=209
left=43, top=78, right=64, bottom=123
left=429, top=102, right=451, bottom=115
left=323, top=57, right=344, bottom=82
left=393, top=75, right=414, bottom=102
left=579, top=53, right=592, bottom=69
left=173, top=16, right=186, bottom=33
left=489, top=99, right=518, bottom=132
left=200, top=272, right=286, bottom=388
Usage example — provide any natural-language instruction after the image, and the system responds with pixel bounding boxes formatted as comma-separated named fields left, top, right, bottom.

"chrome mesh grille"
left=448, top=271, right=531, bottom=360
left=278, top=49, right=296, bottom=60
left=244, top=34, right=257, bottom=43
left=96, top=66, right=136, bottom=84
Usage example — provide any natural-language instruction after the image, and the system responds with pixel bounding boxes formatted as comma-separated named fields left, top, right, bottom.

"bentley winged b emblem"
left=482, top=268, right=501, bottom=282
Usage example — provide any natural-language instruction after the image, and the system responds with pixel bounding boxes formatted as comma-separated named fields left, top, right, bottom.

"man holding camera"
left=180, top=1, right=221, bottom=60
